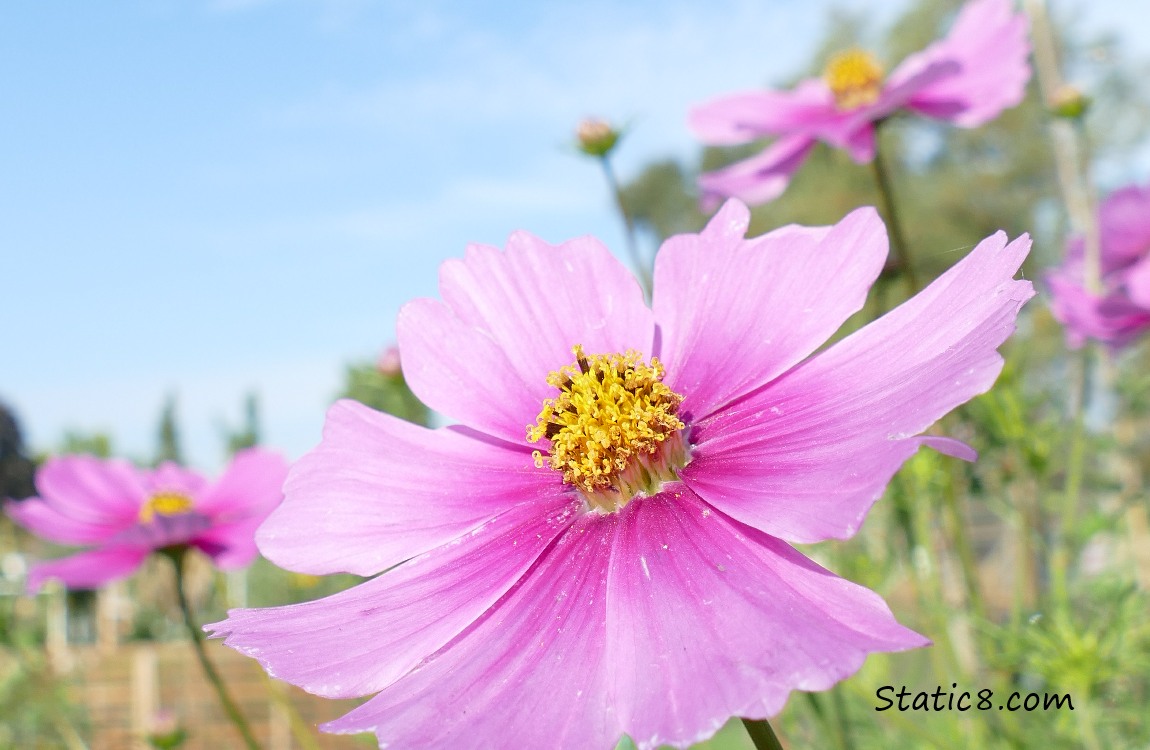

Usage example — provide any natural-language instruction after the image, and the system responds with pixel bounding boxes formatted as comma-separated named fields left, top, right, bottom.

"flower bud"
left=1049, top=84, right=1090, bottom=119
left=575, top=118, right=620, bottom=158
left=377, top=345, right=401, bottom=376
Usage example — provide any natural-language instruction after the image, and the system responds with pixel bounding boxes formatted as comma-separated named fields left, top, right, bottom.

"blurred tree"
left=0, top=402, right=36, bottom=500
left=57, top=430, right=114, bottom=459
left=618, top=159, right=708, bottom=247
left=155, top=393, right=183, bottom=466
left=341, top=347, right=431, bottom=427
left=221, top=392, right=261, bottom=456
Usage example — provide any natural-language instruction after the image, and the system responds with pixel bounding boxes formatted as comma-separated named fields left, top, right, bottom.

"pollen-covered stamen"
left=527, top=344, right=688, bottom=512
left=824, top=48, right=885, bottom=110
left=139, top=492, right=195, bottom=524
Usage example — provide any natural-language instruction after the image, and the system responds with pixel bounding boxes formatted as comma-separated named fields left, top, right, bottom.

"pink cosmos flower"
left=210, top=200, right=1032, bottom=749
left=1047, top=184, right=1150, bottom=349
left=6, top=448, right=288, bottom=592
left=689, top=0, right=1030, bottom=205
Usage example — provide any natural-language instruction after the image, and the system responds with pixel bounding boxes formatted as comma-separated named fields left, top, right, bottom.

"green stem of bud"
left=742, top=717, right=785, bottom=750
left=870, top=122, right=918, bottom=299
left=598, top=154, right=653, bottom=300
left=164, top=548, right=262, bottom=750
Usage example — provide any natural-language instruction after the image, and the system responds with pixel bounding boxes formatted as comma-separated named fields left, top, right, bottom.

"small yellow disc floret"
left=824, top=48, right=885, bottom=110
left=139, top=492, right=194, bottom=523
left=527, top=345, right=687, bottom=512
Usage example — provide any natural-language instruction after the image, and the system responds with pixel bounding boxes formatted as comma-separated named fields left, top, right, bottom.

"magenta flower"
left=1047, top=184, right=1150, bottom=349
left=6, top=448, right=288, bottom=591
left=210, top=201, right=1031, bottom=749
left=689, top=0, right=1030, bottom=205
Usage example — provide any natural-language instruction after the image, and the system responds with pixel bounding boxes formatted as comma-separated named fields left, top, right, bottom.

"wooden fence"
left=67, top=640, right=366, bottom=750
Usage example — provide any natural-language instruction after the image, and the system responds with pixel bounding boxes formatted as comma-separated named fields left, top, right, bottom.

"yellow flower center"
left=527, top=344, right=688, bottom=513
left=139, top=492, right=195, bottom=523
left=824, top=48, right=885, bottom=110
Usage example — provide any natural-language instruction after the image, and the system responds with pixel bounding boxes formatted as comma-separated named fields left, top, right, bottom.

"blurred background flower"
left=6, top=449, right=287, bottom=592
left=688, top=0, right=1030, bottom=205
left=1046, top=183, right=1150, bottom=348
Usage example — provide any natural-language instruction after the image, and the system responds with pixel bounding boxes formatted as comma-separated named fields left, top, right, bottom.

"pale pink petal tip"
left=902, top=0, right=1031, bottom=127
left=26, top=547, right=149, bottom=593
left=920, top=436, right=978, bottom=462
left=696, top=134, right=816, bottom=207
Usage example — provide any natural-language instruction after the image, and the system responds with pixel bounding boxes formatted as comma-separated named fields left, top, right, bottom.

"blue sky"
left=2, top=0, right=1147, bottom=471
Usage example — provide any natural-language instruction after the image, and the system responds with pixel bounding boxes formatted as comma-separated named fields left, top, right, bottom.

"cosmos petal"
left=33, top=455, right=147, bottom=526
left=1046, top=271, right=1106, bottom=349
left=398, top=233, right=654, bottom=445
left=899, top=0, right=1030, bottom=127
left=656, top=202, right=888, bottom=421
left=26, top=546, right=149, bottom=593
left=684, top=232, right=1033, bottom=543
left=606, top=491, right=926, bottom=750
left=194, top=447, right=288, bottom=519
left=696, top=134, right=816, bottom=208
left=256, top=399, right=568, bottom=576
left=6, top=497, right=126, bottom=545
left=688, top=80, right=837, bottom=144
left=397, top=297, right=536, bottom=446
left=145, top=462, right=211, bottom=498
left=318, top=511, right=621, bottom=750
left=209, top=494, right=579, bottom=699
left=191, top=517, right=263, bottom=570
left=1125, top=256, right=1150, bottom=309
left=1098, top=184, right=1150, bottom=270
left=1046, top=185, right=1150, bottom=348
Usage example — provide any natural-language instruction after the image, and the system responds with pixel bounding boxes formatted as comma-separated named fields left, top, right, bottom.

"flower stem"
left=598, top=154, right=653, bottom=300
left=1075, top=694, right=1104, bottom=750
left=869, top=125, right=919, bottom=295
left=943, top=457, right=988, bottom=626
left=802, top=680, right=853, bottom=750
left=1024, top=0, right=1101, bottom=294
left=742, top=718, right=785, bottom=750
left=1050, top=347, right=1090, bottom=615
left=167, top=549, right=262, bottom=750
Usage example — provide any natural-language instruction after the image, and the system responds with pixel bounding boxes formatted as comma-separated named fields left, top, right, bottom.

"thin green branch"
left=167, top=549, right=261, bottom=750
left=599, top=155, right=653, bottom=300
left=870, top=124, right=919, bottom=296
left=742, top=717, right=786, bottom=750
left=1049, top=347, right=1090, bottom=615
